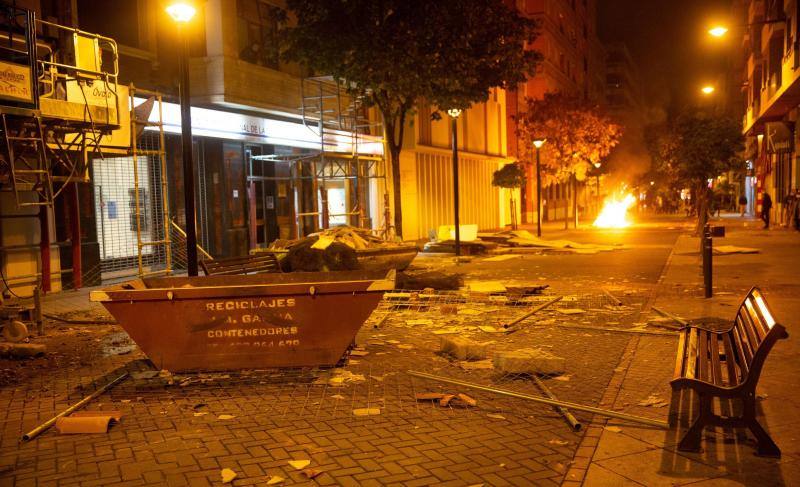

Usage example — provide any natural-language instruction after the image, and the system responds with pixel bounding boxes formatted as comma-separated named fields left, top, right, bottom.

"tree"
left=650, top=109, right=744, bottom=231
left=283, top=0, right=541, bottom=238
left=516, top=93, right=622, bottom=226
left=492, top=163, right=526, bottom=229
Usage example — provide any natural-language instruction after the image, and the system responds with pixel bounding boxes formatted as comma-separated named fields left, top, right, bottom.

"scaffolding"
left=252, top=76, right=389, bottom=240
left=0, top=5, right=122, bottom=294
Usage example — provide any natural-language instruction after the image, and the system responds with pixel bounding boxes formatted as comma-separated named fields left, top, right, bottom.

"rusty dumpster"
left=90, top=270, right=394, bottom=372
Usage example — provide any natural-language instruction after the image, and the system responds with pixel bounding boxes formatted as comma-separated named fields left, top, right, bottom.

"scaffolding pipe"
left=21, top=372, right=129, bottom=441
left=531, top=375, right=582, bottom=431
left=406, top=370, right=669, bottom=429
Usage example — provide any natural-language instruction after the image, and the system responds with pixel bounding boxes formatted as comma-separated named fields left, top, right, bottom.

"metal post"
left=703, top=224, right=713, bottom=298
left=572, top=173, right=578, bottom=229
left=33, top=285, right=43, bottom=336
left=451, top=116, right=460, bottom=257
left=536, top=147, right=542, bottom=237
left=178, top=25, right=198, bottom=276
left=38, top=200, right=50, bottom=293
left=68, top=182, right=82, bottom=289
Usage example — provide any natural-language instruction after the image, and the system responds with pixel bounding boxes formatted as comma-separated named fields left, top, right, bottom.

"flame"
left=593, top=193, right=636, bottom=228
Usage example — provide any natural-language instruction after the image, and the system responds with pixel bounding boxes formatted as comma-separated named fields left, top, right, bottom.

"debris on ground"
left=217, top=414, right=235, bottom=420
left=302, top=468, right=323, bottom=479
left=478, top=230, right=622, bottom=254
left=604, top=426, right=622, bottom=433
left=548, top=439, right=569, bottom=446
left=220, top=468, right=237, bottom=484
left=266, top=476, right=285, bottom=485
left=440, top=336, right=489, bottom=360
left=414, top=392, right=477, bottom=407
left=713, top=245, right=760, bottom=255
left=0, top=342, right=45, bottom=359
left=288, top=460, right=311, bottom=470
left=486, top=413, right=507, bottom=420
left=638, top=394, right=669, bottom=408
left=319, top=369, right=366, bottom=386
left=55, top=411, right=122, bottom=434
left=467, top=281, right=507, bottom=293
left=458, top=359, right=494, bottom=370
left=493, top=349, right=566, bottom=375
left=271, top=226, right=417, bottom=271
left=396, top=270, right=464, bottom=290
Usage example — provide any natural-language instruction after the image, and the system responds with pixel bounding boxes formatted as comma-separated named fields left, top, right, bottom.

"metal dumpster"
left=90, top=270, right=394, bottom=372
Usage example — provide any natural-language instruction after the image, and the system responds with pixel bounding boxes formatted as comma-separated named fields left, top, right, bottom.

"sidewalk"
left=578, top=217, right=800, bottom=486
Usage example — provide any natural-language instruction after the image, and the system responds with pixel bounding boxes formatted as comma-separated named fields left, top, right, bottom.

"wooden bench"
left=671, top=287, right=788, bottom=457
left=200, top=253, right=282, bottom=276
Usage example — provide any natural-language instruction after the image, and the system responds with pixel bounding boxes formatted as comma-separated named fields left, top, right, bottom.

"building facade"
left=506, top=0, right=606, bottom=224
left=1, top=0, right=515, bottom=296
left=740, top=0, right=800, bottom=225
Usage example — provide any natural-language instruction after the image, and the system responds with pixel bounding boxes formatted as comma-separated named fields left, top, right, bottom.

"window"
left=78, top=0, right=140, bottom=48
left=237, top=0, right=284, bottom=68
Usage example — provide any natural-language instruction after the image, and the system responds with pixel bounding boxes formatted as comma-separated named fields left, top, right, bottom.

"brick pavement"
left=0, top=224, right=683, bottom=486
left=580, top=216, right=800, bottom=486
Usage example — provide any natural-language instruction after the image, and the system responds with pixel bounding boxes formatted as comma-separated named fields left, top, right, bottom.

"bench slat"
left=674, top=329, right=688, bottom=380
left=685, top=328, right=699, bottom=380
left=721, top=333, right=740, bottom=387
left=698, top=331, right=709, bottom=382
left=736, top=314, right=758, bottom=365
left=744, top=298, right=768, bottom=343
left=710, top=333, right=723, bottom=386
left=731, top=326, right=752, bottom=374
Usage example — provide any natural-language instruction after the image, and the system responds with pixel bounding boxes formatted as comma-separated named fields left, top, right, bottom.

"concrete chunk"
left=440, top=336, right=488, bottom=360
left=493, top=349, right=565, bottom=375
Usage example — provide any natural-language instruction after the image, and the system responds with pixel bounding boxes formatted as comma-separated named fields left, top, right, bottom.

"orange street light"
left=701, top=85, right=715, bottom=95
left=166, top=2, right=196, bottom=23
left=708, top=26, right=728, bottom=37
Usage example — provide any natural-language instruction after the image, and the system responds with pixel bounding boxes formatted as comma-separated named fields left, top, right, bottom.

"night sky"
left=599, top=0, right=734, bottom=112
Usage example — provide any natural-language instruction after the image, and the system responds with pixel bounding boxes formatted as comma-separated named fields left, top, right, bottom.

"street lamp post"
left=532, top=139, right=545, bottom=237
left=448, top=108, right=462, bottom=257
left=167, top=2, right=199, bottom=276
left=593, top=162, right=601, bottom=216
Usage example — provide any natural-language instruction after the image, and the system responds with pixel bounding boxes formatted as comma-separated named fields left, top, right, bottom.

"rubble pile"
left=270, top=226, right=417, bottom=272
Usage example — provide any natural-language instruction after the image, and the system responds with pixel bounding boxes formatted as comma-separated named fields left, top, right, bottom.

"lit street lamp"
left=708, top=26, right=728, bottom=37
left=532, top=139, right=545, bottom=237
left=701, top=85, right=715, bottom=95
left=167, top=1, right=199, bottom=276
left=448, top=108, right=462, bottom=257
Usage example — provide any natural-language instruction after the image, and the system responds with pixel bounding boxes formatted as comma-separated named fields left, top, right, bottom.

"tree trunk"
left=695, top=184, right=709, bottom=236
left=389, top=143, right=403, bottom=239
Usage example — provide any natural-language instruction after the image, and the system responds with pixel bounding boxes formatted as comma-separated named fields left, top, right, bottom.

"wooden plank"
left=744, top=298, right=768, bottom=341
left=710, top=334, right=723, bottom=386
left=685, top=328, right=699, bottom=380
left=721, top=333, right=739, bottom=386
left=732, top=326, right=752, bottom=373
left=674, top=329, right=688, bottom=379
left=737, top=313, right=759, bottom=359
left=698, top=331, right=709, bottom=382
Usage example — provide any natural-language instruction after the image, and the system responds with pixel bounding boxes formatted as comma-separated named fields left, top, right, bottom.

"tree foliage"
left=492, top=163, right=526, bottom=189
left=516, top=93, right=622, bottom=184
left=645, top=109, right=744, bottom=229
left=283, top=0, right=541, bottom=237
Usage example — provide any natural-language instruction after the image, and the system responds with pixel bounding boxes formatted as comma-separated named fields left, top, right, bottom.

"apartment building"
left=506, top=0, right=607, bottom=224
left=740, top=0, right=800, bottom=223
